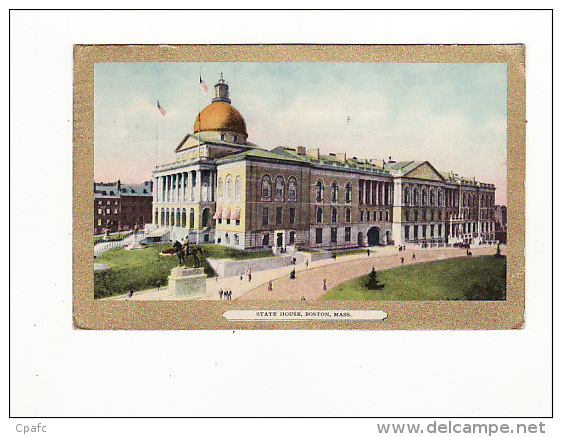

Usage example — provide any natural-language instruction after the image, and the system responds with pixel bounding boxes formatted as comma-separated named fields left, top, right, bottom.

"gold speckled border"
left=73, top=44, right=525, bottom=330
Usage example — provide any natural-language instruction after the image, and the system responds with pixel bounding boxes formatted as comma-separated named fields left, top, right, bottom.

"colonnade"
left=358, top=180, right=393, bottom=206
left=154, top=169, right=216, bottom=204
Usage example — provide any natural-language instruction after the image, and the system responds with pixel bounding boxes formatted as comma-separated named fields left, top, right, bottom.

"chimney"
left=306, top=148, right=320, bottom=159
left=296, top=146, right=306, bottom=155
left=335, top=152, right=346, bottom=163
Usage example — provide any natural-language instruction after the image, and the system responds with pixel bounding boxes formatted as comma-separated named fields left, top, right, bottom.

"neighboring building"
left=152, top=75, right=496, bottom=250
left=94, top=180, right=153, bottom=235
left=495, top=205, right=508, bottom=244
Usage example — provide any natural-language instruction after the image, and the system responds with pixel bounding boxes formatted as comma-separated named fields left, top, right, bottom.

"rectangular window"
left=236, top=220, right=240, bottom=226
left=422, top=225, right=427, bottom=238
left=438, top=224, right=442, bottom=236
left=414, top=225, right=418, bottom=239
left=226, top=219, right=230, bottom=225
left=218, top=218, right=222, bottom=224
left=262, top=207, right=269, bottom=225
left=97, top=219, right=102, bottom=226
left=366, top=211, right=370, bottom=221
left=360, top=211, right=364, bottom=222
left=106, top=208, right=110, bottom=214
left=345, top=227, right=351, bottom=242
left=380, top=211, right=384, bottom=221
left=385, top=210, right=389, bottom=221
left=289, top=208, right=295, bottom=225
left=98, top=209, right=102, bottom=214
left=404, top=225, right=410, bottom=240
left=331, top=227, right=337, bottom=243
left=430, top=224, right=434, bottom=237
left=315, top=228, right=323, bottom=244
left=276, top=207, right=283, bottom=225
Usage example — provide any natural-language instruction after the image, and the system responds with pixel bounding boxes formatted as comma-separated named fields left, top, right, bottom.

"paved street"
left=109, top=244, right=499, bottom=301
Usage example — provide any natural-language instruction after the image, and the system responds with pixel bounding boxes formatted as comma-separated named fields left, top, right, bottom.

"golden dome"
left=193, top=101, right=247, bottom=137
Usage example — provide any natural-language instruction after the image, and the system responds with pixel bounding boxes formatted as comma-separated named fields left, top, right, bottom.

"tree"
left=366, top=267, right=384, bottom=290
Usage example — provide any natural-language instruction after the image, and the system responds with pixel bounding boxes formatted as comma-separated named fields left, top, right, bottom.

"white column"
left=196, top=170, right=201, bottom=202
left=154, top=177, right=158, bottom=203
left=182, top=172, right=186, bottom=202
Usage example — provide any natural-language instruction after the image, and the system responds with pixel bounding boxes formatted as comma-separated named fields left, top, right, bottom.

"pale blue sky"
left=94, top=62, right=507, bottom=204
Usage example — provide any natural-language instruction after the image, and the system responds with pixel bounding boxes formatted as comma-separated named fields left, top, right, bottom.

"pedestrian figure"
left=290, top=268, right=296, bottom=279
left=128, top=290, right=134, bottom=298
left=323, top=279, right=327, bottom=291
left=240, top=273, right=243, bottom=281
left=367, top=249, right=370, bottom=257
left=228, top=290, right=232, bottom=300
left=331, top=252, right=336, bottom=261
left=219, top=289, right=223, bottom=300
left=248, top=268, right=252, bottom=282
left=305, top=260, right=309, bottom=268
left=268, top=281, right=273, bottom=291
left=401, top=256, right=404, bottom=264
left=412, top=253, right=416, bottom=260
left=301, top=296, right=306, bottom=301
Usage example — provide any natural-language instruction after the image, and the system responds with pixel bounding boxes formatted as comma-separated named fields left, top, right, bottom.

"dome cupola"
left=193, top=74, right=248, bottom=141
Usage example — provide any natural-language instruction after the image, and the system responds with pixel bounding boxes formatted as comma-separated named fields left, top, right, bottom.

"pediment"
left=404, top=162, right=445, bottom=182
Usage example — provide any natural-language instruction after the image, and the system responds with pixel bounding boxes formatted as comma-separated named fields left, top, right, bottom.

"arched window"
left=235, top=176, right=241, bottom=202
left=154, top=208, right=159, bottom=225
left=201, top=208, right=210, bottom=228
left=181, top=208, right=187, bottom=227
left=437, top=190, right=442, bottom=207
left=161, top=209, right=165, bottom=226
left=345, top=208, right=351, bottom=223
left=462, top=193, right=466, bottom=207
left=404, top=187, right=410, bottom=206
left=315, top=180, right=324, bottom=202
left=225, top=175, right=232, bottom=202
left=189, top=208, right=195, bottom=229
left=263, top=233, right=270, bottom=247
left=261, top=175, right=271, bottom=198
left=288, top=177, right=297, bottom=201
left=176, top=209, right=180, bottom=227
left=220, top=133, right=225, bottom=141
left=413, top=188, right=419, bottom=206
left=234, top=234, right=239, bottom=245
left=414, top=210, right=418, bottom=221
left=331, top=208, right=337, bottom=223
left=422, top=188, right=427, bottom=206
left=330, top=181, right=338, bottom=202
left=217, top=177, right=223, bottom=200
left=316, top=207, right=323, bottom=223
left=170, top=209, right=175, bottom=226
left=345, top=183, right=352, bottom=203
left=275, top=176, right=285, bottom=200
left=430, top=190, right=435, bottom=206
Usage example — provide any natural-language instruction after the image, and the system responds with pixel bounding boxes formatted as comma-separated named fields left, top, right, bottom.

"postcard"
left=73, top=44, right=525, bottom=330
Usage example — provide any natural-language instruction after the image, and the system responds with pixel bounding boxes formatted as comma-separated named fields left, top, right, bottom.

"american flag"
left=199, top=75, right=209, bottom=94
left=157, top=100, right=166, bottom=116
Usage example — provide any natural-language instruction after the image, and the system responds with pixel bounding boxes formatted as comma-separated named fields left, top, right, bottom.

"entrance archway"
left=367, top=227, right=380, bottom=246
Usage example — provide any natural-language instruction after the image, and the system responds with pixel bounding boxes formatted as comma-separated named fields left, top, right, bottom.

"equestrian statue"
left=172, top=237, right=204, bottom=267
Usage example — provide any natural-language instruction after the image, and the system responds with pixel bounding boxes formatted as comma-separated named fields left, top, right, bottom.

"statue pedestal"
left=167, top=267, right=206, bottom=298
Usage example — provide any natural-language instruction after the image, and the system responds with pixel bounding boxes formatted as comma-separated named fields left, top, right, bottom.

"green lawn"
left=94, top=243, right=273, bottom=299
left=334, top=248, right=369, bottom=257
left=320, top=256, right=506, bottom=301
left=201, top=244, right=273, bottom=260
left=94, top=243, right=219, bottom=299
left=94, top=232, right=131, bottom=245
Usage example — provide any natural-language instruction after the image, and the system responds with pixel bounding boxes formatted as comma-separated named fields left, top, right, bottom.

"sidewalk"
left=108, top=245, right=498, bottom=301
